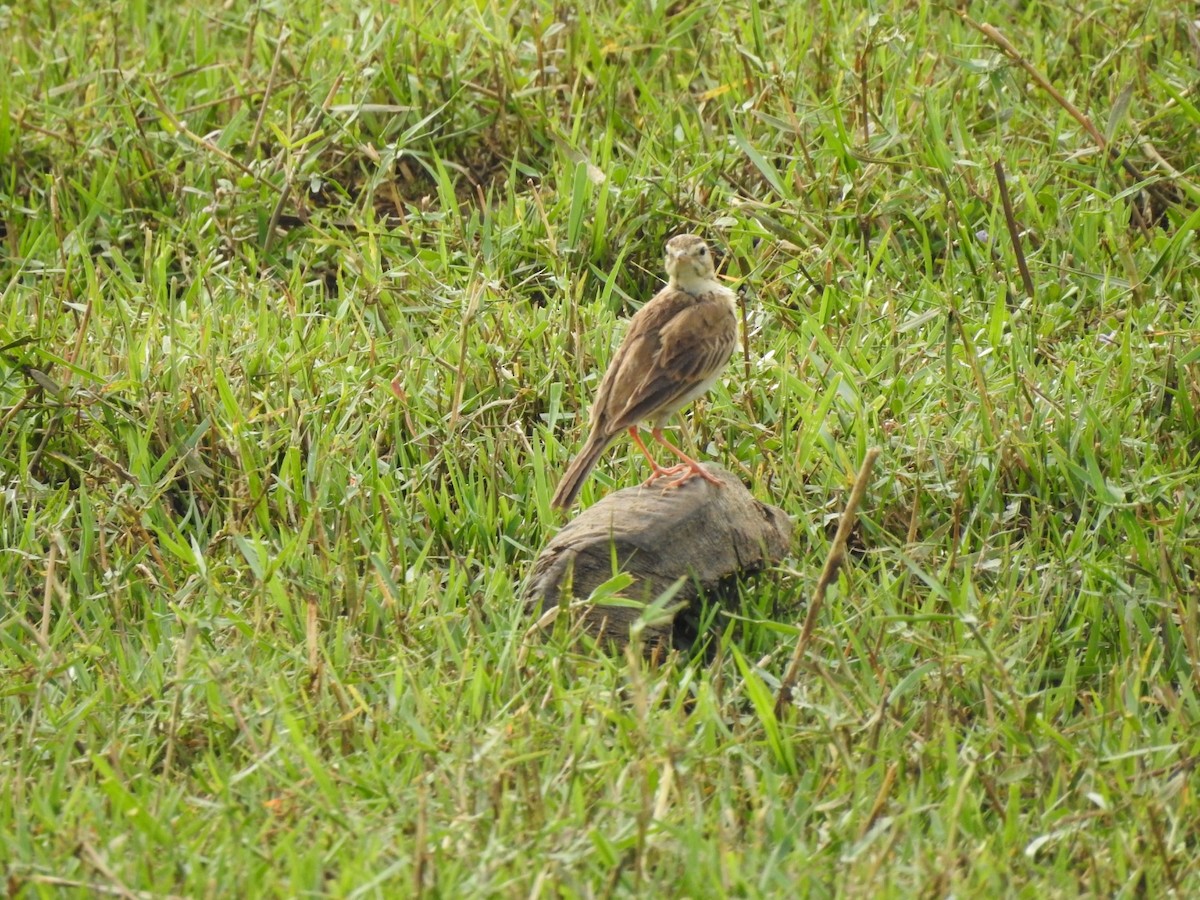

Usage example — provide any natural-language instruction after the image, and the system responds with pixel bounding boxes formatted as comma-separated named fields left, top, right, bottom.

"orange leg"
left=650, top=428, right=723, bottom=488
left=628, top=427, right=688, bottom=483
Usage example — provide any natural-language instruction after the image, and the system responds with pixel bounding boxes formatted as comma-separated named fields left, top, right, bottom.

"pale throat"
left=668, top=262, right=724, bottom=296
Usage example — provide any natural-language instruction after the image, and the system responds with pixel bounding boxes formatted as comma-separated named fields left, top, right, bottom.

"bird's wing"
left=587, top=291, right=683, bottom=431
left=654, top=293, right=737, bottom=383
left=606, top=289, right=736, bottom=429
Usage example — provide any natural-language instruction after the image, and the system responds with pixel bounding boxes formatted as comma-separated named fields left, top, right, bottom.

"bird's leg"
left=628, top=427, right=688, bottom=483
left=651, top=428, right=723, bottom=487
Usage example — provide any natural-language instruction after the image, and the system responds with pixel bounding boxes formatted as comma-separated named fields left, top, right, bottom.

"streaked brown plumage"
left=551, top=234, right=738, bottom=509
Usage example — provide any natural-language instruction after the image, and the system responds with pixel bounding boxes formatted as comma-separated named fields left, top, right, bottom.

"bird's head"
left=664, top=233, right=718, bottom=292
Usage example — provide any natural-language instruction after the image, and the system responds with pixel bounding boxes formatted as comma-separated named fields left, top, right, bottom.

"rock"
left=525, top=466, right=792, bottom=655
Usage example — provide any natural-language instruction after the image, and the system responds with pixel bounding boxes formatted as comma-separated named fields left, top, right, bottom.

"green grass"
left=3, top=0, right=1200, bottom=895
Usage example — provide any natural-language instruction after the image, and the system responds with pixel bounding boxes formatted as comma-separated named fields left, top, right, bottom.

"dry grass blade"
left=960, top=12, right=1186, bottom=226
left=776, top=447, right=880, bottom=717
left=994, top=160, right=1035, bottom=299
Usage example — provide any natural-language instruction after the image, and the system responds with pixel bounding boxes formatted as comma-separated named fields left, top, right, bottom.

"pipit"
left=551, top=233, right=738, bottom=509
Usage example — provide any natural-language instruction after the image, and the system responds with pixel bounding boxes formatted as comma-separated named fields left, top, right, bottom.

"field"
left=3, top=0, right=1200, bottom=895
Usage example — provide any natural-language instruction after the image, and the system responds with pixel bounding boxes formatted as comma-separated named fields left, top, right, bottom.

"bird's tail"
left=550, top=431, right=612, bottom=509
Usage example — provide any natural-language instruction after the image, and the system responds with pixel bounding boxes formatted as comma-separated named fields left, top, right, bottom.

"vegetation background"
left=3, top=0, right=1199, bottom=895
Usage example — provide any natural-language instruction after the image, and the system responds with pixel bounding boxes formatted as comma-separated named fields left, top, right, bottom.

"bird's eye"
left=698, top=246, right=707, bottom=256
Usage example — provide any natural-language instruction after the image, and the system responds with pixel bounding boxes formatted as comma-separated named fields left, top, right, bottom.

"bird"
left=550, top=233, right=739, bottom=509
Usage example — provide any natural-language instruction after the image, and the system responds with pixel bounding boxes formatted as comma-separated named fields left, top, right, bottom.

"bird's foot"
left=663, top=462, right=723, bottom=490
left=641, top=463, right=689, bottom=486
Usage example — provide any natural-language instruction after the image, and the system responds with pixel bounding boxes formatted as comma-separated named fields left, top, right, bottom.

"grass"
left=2, top=0, right=1200, bottom=895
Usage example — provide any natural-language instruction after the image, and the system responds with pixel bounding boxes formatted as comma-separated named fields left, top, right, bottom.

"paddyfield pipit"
left=551, top=233, right=738, bottom=509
